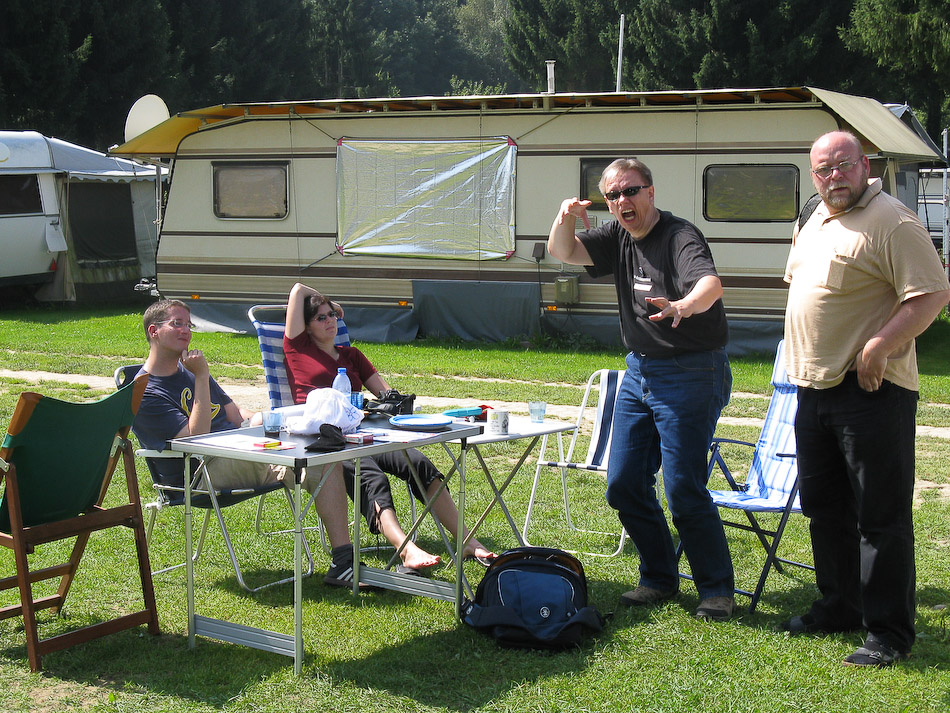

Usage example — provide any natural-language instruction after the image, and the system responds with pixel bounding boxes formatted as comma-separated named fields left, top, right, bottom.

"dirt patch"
left=915, top=478, right=950, bottom=505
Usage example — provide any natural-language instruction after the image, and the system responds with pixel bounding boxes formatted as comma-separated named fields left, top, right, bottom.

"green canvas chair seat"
left=0, top=376, right=159, bottom=671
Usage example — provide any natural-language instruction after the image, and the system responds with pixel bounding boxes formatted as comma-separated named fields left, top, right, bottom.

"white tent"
left=0, top=130, right=166, bottom=302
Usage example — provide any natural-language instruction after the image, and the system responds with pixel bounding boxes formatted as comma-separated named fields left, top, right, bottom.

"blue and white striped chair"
left=247, top=304, right=349, bottom=411
left=246, top=304, right=415, bottom=553
left=523, top=368, right=629, bottom=557
left=702, top=339, right=813, bottom=612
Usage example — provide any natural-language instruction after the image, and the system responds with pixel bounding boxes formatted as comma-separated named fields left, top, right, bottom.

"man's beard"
left=821, top=182, right=858, bottom=211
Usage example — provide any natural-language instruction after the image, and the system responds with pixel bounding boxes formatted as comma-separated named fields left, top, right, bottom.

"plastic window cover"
left=336, top=137, right=516, bottom=260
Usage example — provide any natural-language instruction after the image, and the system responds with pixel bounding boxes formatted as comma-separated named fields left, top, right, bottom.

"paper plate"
left=389, top=414, right=453, bottom=431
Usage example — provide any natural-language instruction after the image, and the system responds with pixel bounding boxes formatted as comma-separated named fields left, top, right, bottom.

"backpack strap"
left=798, top=193, right=822, bottom=229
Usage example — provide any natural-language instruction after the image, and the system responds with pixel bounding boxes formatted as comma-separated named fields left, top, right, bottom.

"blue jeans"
left=605, top=349, right=734, bottom=599
left=795, top=373, right=917, bottom=653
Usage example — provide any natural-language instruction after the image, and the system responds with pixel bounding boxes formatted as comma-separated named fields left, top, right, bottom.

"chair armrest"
left=710, top=437, right=755, bottom=449
left=135, top=448, right=184, bottom=460
left=707, top=438, right=755, bottom=492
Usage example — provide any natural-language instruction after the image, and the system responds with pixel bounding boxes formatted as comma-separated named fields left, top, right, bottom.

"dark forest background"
left=2, top=0, right=948, bottom=152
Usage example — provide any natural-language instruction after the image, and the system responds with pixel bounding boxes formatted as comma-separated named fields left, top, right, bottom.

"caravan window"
left=0, top=174, right=42, bottom=215
left=704, top=164, right=798, bottom=222
left=580, top=159, right=614, bottom=212
left=212, top=162, right=288, bottom=219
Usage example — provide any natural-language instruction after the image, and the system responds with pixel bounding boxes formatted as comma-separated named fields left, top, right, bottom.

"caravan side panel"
left=156, top=104, right=838, bottom=331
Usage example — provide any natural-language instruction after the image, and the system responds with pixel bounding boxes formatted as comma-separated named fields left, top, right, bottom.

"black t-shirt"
left=579, top=211, right=728, bottom=356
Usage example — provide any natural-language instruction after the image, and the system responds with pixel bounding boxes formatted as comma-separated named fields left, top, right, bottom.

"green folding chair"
left=0, top=375, right=160, bottom=671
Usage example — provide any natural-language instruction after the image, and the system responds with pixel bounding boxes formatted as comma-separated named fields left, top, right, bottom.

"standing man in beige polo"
left=783, top=130, right=949, bottom=666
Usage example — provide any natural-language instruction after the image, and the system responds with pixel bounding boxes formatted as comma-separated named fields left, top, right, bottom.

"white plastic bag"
left=285, top=388, right=363, bottom=435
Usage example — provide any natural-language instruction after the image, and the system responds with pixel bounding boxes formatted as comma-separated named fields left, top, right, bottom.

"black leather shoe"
left=843, top=639, right=909, bottom=668
left=782, top=613, right=861, bottom=636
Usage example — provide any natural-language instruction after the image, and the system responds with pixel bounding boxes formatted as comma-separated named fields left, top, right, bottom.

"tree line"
left=1, top=0, right=947, bottom=152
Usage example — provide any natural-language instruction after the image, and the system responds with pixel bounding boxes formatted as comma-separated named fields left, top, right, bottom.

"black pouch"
left=305, top=423, right=347, bottom=452
left=363, top=389, right=416, bottom=417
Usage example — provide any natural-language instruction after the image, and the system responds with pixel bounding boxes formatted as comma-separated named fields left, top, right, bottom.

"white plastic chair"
left=522, top=369, right=630, bottom=557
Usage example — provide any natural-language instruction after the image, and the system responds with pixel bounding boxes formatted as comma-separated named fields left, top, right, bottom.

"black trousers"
left=341, top=449, right=442, bottom=535
left=795, top=372, right=918, bottom=652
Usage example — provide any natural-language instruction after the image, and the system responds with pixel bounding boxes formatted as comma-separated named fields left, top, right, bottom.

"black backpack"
left=460, top=547, right=603, bottom=650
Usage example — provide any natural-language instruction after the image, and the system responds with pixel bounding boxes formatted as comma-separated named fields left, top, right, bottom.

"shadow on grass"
left=326, top=623, right=603, bottom=711
left=0, top=623, right=286, bottom=707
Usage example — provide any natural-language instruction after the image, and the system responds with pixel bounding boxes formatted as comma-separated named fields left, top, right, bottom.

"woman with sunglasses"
left=283, top=282, right=496, bottom=574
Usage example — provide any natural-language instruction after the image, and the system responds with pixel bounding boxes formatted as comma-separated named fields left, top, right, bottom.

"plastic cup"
left=528, top=401, right=547, bottom=423
left=262, top=410, right=282, bottom=437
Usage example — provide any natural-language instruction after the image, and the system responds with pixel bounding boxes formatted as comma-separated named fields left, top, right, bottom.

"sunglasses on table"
left=603, top=185, right=650, bottom=202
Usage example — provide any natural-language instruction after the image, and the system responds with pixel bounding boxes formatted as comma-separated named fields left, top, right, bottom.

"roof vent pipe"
left=545, top=60, right=556, bottom=94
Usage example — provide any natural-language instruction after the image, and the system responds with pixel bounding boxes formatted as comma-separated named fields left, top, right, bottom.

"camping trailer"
left=110, top=87, right=946, bottom=349
left=0, top=131, right=164, bottom=302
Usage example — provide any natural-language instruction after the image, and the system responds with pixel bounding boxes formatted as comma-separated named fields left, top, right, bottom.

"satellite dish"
left=124, top=94, right=170, bottom=143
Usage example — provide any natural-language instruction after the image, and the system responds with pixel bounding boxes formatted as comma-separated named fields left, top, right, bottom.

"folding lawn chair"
left=691, top=339, right=814, bottom=613
left=114, top=365, right=314, bottom=593
left=247, top=304, right=350, bottom=412
left=0, top=375, right=160, bottom=671
left=246, top=304, right=417, bottom=553
left=522, top=368, right=630, bottom=557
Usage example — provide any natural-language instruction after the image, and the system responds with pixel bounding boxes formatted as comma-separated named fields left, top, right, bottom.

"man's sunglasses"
left=603, top=185, right=650, bottom=202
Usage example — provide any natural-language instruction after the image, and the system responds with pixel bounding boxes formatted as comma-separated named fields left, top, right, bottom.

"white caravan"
left=110, top=87, right=945, bottom=349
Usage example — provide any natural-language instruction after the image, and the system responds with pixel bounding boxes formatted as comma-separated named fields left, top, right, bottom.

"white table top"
left=461, top=415, right=575, bottom=446
left=168, top=416, right=482, bottom=468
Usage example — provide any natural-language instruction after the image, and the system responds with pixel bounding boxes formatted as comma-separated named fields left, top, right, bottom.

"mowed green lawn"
left=0, top=305, right=948, bottom=713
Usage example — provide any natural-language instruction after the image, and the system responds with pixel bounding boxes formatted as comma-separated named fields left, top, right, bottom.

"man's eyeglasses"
left=159, top=319, right=195, bottom=330
left=811, top=158, right=863, bottom=180
left=603, top=185, right=650, bottom=202
left=313, top=311, right=339, bottom=323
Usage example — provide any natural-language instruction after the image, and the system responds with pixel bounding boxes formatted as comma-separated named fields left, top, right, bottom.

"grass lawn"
left=0, top=305, right=948, bottom=712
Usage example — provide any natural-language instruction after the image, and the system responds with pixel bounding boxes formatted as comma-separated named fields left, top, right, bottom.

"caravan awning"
left=108, top=86, right=945, bottom=164
left=809, top=87, right=945, bottom=164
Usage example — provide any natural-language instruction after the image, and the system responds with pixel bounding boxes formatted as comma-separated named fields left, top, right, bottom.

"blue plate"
left=389, top=414, right=453, bottom=431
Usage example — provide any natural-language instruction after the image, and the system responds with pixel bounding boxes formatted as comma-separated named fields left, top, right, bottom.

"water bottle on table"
left=332, top=367, right=362, bottom=408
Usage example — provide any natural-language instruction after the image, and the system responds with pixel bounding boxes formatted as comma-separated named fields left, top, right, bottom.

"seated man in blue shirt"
left=132, top=299, right=359, bottom=588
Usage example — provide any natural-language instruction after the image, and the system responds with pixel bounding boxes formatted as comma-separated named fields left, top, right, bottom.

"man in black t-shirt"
left=548, top=158, right=735, bottom=620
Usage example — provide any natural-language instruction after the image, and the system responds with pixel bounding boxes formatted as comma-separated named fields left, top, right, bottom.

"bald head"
left=809, top=131, right=870, bottom=212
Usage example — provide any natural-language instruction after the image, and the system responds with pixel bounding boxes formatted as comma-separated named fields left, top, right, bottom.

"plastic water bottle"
left=332, top=367, right=351, bottom=399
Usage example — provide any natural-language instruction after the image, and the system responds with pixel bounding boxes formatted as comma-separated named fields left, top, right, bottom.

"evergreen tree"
left=505, top=0, right=615, bottom=92
left=846, top=0, right=950, bottom=139
left=0, top=0, right=82, bottom=139
left=628, top=1, right=870, bottom=94
left=69, top=0, right=172, bottom=149
left=454, top=0, right=527, bottom=93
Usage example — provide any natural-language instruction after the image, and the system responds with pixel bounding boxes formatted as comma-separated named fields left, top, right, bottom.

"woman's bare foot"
left=463, top=540, right=496, bottom=563
left=400, top=542, right=440, bottom=570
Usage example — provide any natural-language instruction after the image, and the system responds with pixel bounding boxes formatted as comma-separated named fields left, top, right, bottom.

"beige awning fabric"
left=808, top=87, right=944, bottom=163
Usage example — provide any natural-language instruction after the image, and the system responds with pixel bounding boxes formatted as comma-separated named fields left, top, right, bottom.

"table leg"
left=455, top=443, right=466, bottom=618
left=185, top=457, right=195, bottom=649
left=293, top=466, right=303, bottom=675
left=352, top=457, right=361, bottom=596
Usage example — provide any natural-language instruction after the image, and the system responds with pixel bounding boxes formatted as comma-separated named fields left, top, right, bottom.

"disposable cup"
left=528, top=401, right=546, bottom=423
